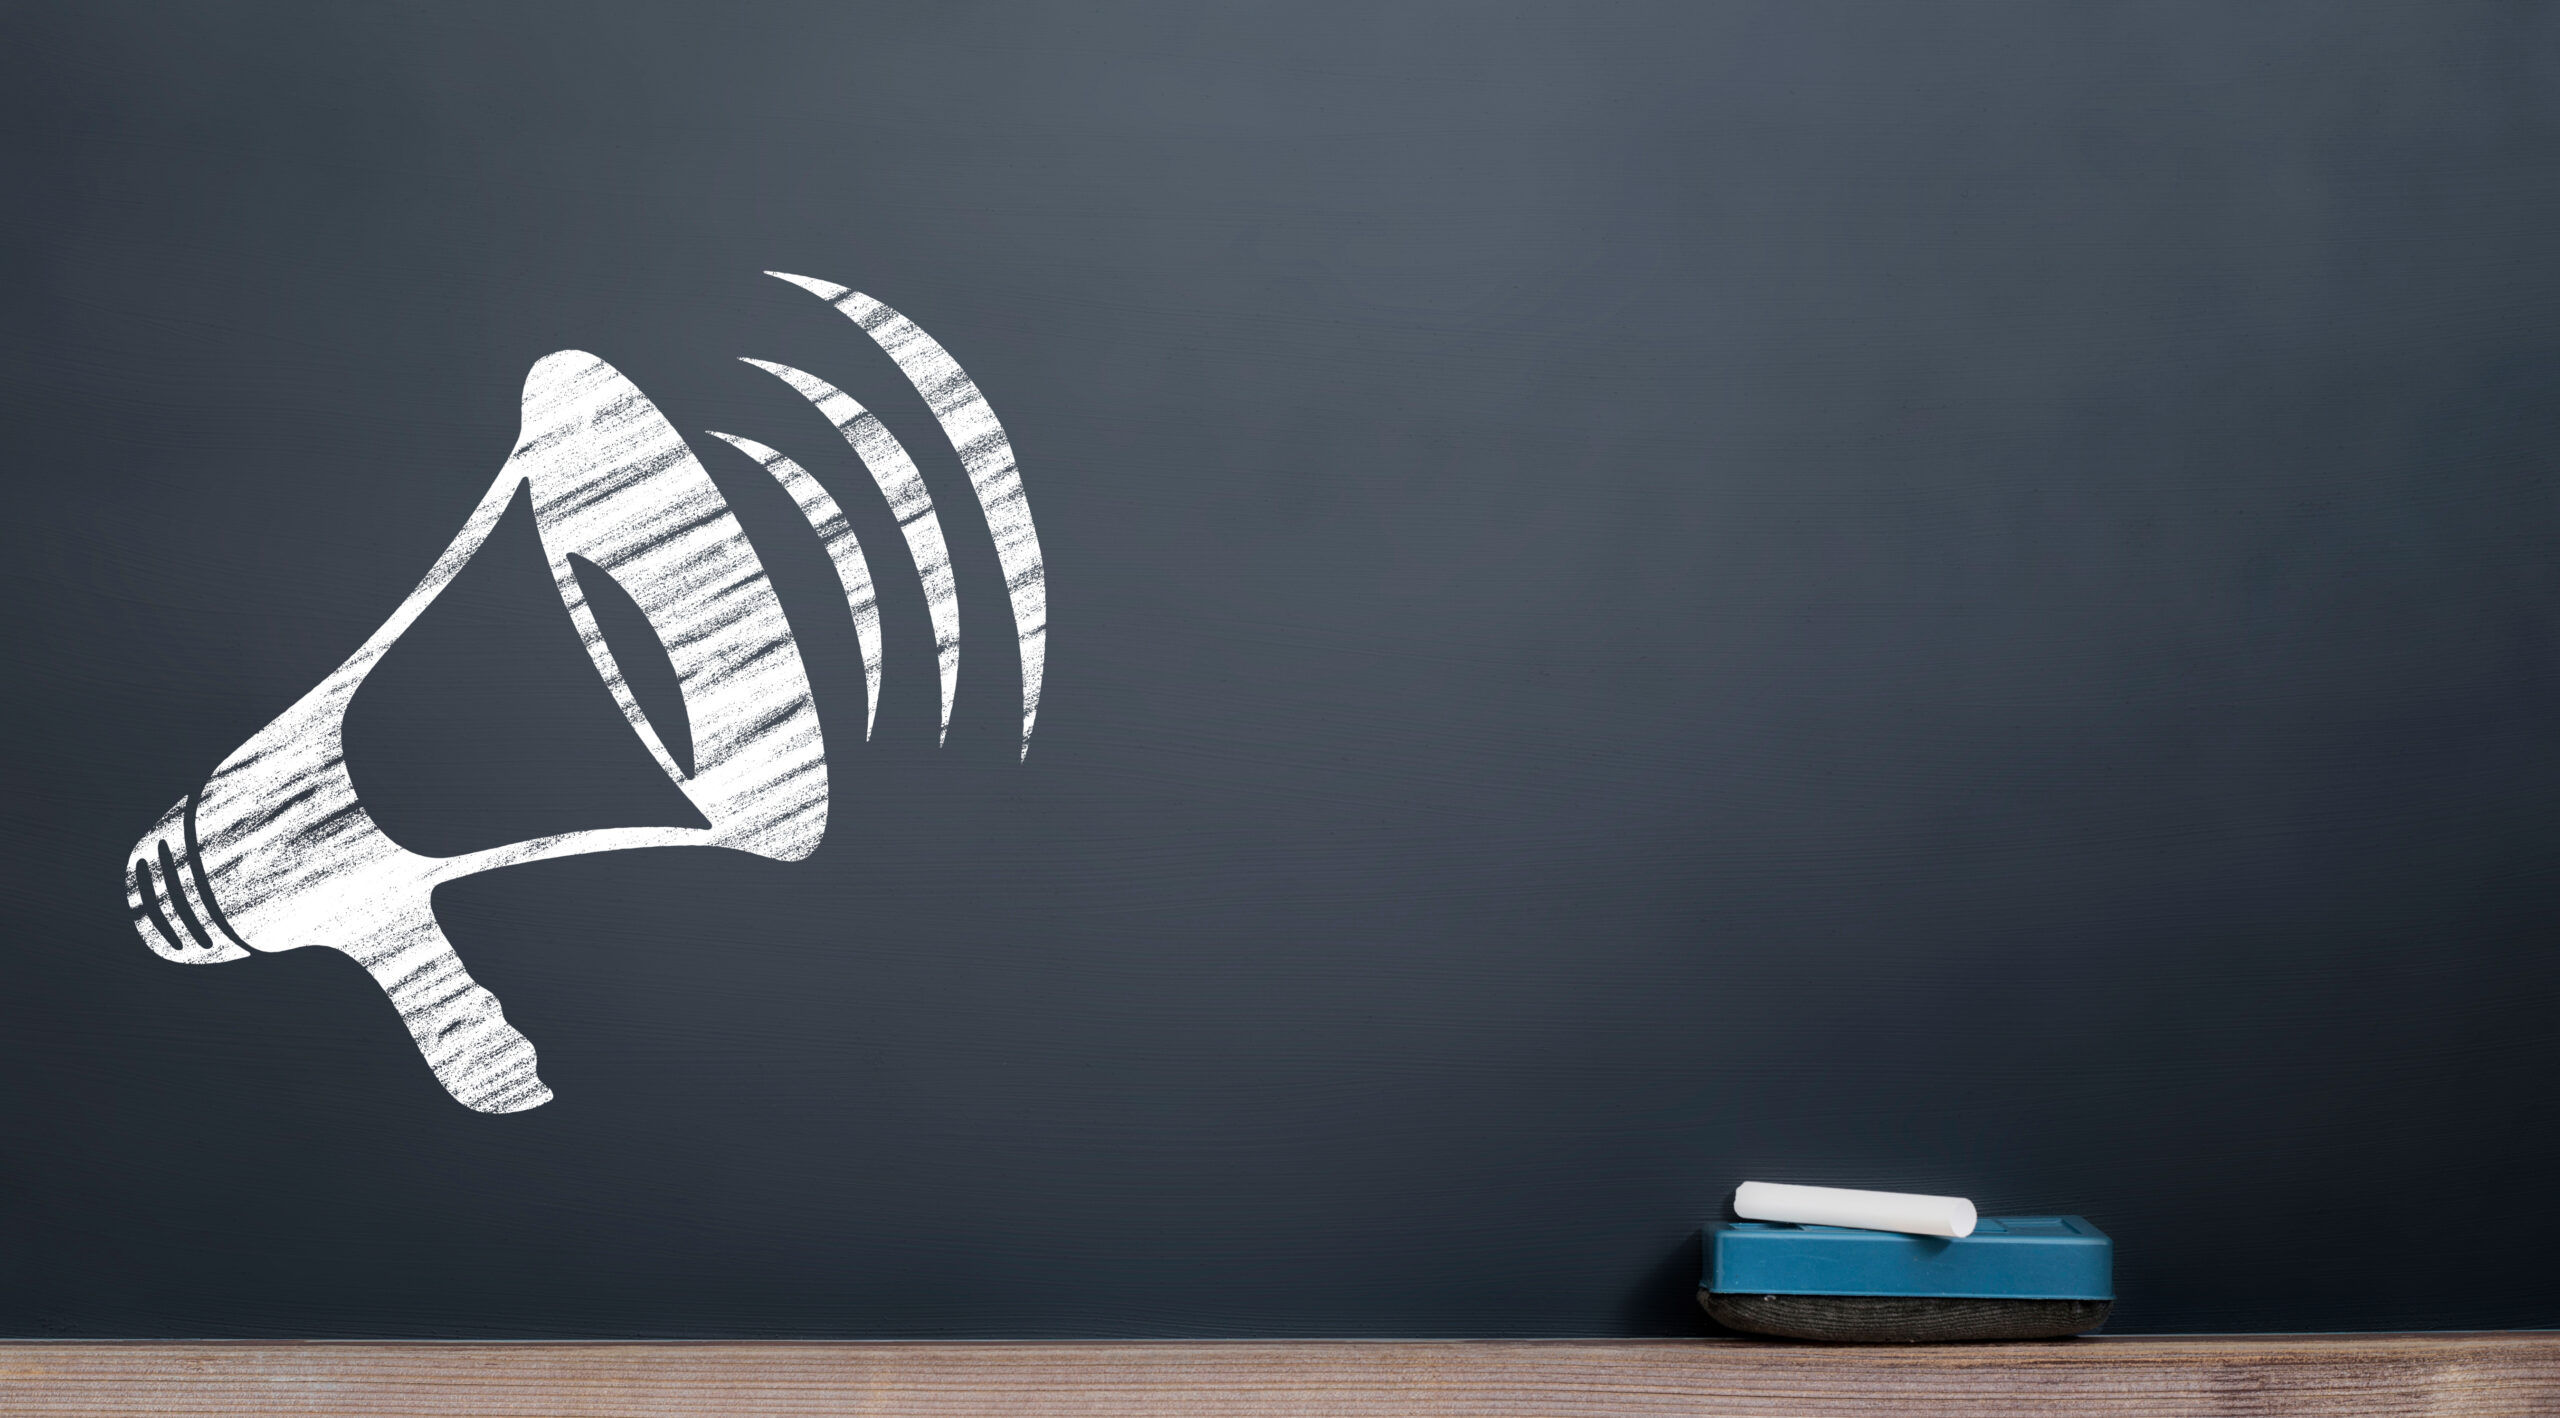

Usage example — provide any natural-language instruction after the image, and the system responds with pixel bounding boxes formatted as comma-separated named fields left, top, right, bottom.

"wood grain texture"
left=3, top=1336, right=2556, bottom=1417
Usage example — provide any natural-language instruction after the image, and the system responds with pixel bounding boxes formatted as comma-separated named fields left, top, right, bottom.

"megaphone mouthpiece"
left=127, top=793, right=249, bottom=965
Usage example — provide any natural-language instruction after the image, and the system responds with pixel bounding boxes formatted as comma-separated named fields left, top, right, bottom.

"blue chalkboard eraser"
left=1701, top=1216, right=2113, bottom=1343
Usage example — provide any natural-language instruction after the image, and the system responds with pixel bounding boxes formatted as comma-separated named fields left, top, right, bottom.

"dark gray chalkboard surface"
left=4, top=2, right=2558, bottom=1337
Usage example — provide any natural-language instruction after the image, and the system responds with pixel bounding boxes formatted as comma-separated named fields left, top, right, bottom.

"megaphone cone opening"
left=566, top=552, right=694, bottom=780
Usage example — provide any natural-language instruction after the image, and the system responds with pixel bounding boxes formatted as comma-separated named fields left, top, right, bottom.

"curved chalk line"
left=766, top=273, right=1046, bottom=759
left=742, top=358, right=961, bottom=746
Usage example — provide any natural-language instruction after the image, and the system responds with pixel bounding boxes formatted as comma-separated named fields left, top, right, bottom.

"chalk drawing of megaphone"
left=122, top=274, right=1046, bottom=1113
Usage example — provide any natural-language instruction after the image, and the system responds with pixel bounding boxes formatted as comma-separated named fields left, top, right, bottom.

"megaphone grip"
left=359, top=911, right=553, bottom=1114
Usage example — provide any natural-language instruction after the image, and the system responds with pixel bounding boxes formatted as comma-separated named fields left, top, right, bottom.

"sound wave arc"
left=743, top=358, right=961, bottom=746
left=766, top=273, right=1047, bottom=759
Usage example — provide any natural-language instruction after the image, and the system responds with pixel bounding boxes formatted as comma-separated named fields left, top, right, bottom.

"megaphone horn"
left=126, top=349, right=828, bottom=1115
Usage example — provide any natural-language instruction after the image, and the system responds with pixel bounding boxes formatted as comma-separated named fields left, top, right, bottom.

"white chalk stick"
left=1733, top=1181, right=1977, bottom=1238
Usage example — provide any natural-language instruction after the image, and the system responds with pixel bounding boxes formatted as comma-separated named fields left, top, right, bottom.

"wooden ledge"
left=2, top=1334, right=2556, bottom=1416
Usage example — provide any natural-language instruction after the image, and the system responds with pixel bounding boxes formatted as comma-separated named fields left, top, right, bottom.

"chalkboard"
left=4, top=2, right=2558, bottom=1338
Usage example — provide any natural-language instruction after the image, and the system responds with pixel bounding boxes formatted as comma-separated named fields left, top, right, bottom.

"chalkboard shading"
left=3, top=1, right=2559, bottom=1336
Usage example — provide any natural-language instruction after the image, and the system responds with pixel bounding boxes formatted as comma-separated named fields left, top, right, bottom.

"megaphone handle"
left=358, top=908, right=555, bottom=1114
